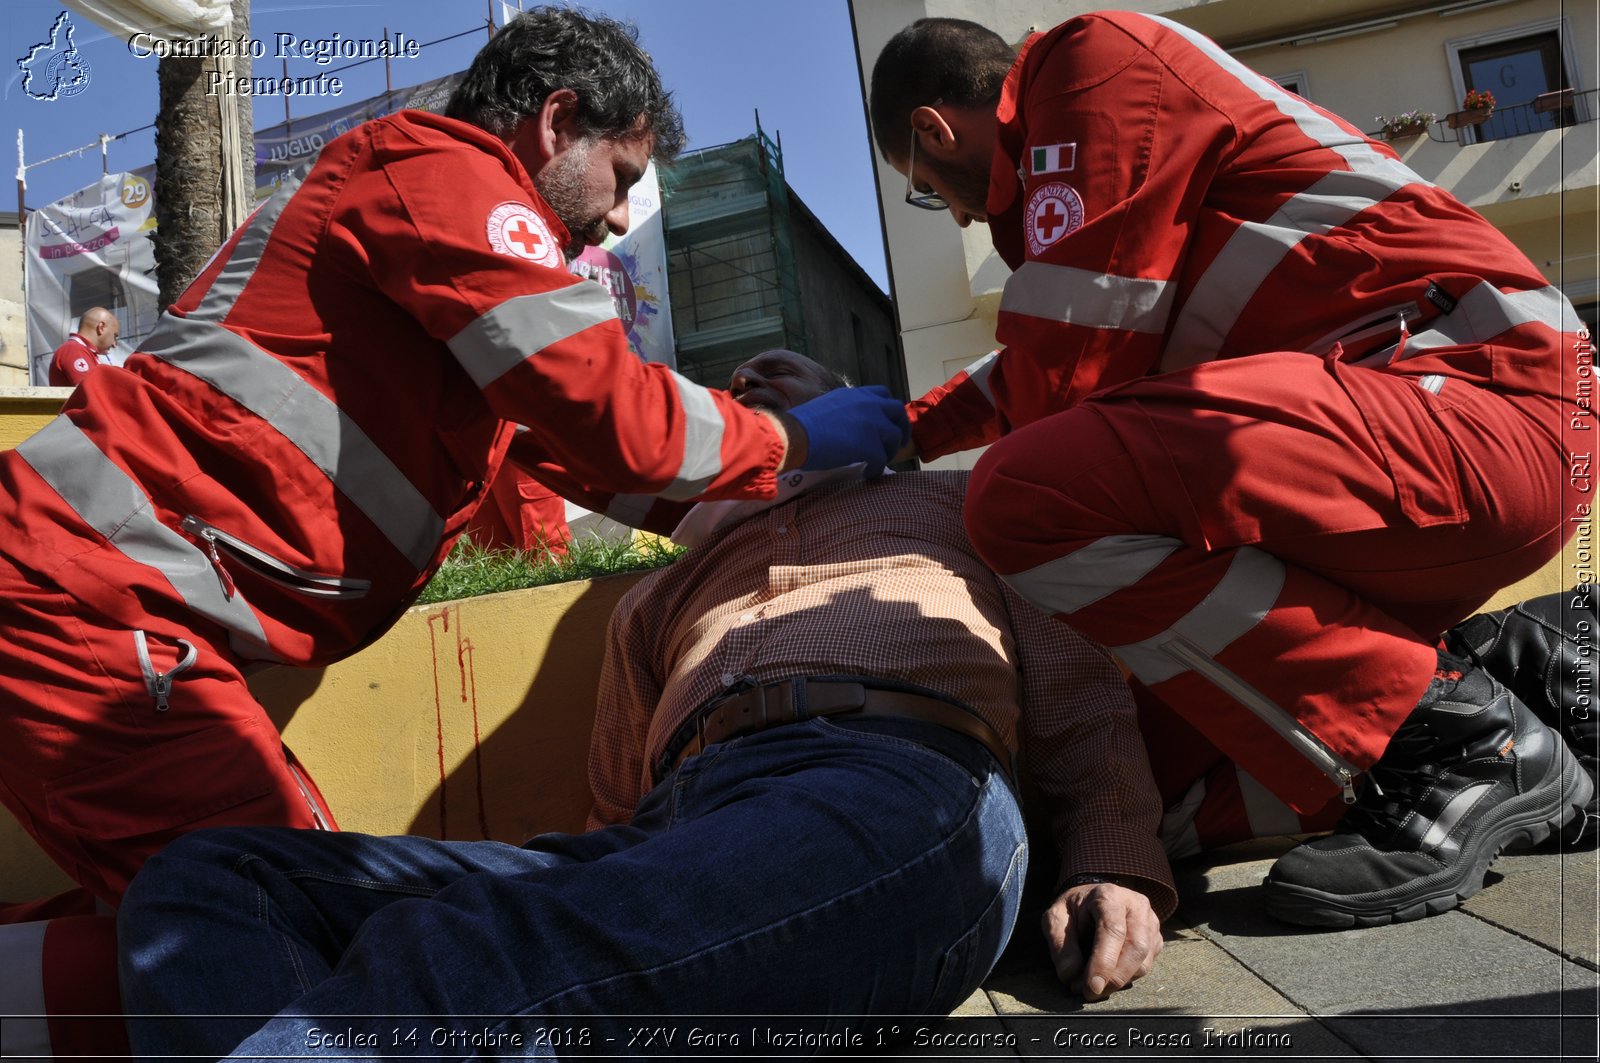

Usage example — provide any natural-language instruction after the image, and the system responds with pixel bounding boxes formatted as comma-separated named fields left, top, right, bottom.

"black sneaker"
left=1444, top=591, right=1598, bottom=845
left=1263, top=656, right=1594, bottom=927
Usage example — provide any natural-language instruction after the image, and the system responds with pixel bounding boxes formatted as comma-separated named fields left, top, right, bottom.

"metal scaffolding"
left=659, top=116, right=807, bottom=389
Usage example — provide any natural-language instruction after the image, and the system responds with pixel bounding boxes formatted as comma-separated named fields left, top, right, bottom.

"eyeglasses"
left=903, top=116, right=949, bottom=212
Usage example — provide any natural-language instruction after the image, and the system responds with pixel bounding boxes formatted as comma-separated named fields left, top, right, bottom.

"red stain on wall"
left=426, top=606, right=454, bottom=839
left=426, top=605, right=492, bottom=840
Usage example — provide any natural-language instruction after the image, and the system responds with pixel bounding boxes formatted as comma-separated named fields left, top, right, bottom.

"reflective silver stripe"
left=15, top=416, right=275, bottom=660
left=1419, top=374, right=1446, bottom=395
left=0, top=922, right=49, bottom=1058
left=1236, top=766, right=1305, bottom=838
left=1111, top=546, right=1284, bottom=685
left=1420, top=781, right=1496, bottom=850
left=1158, top=777, right=1206, bottom=861
left=1149, top=15, right=1428, bottom=370
left=447, top=284, right=618, bottom=390
left=605, top=493, right=659, bottom=527
left=139, top=317, right=443, bottom=570
left=189, top=168, right=307, bottom=324
left=963, top=350, right=999, bottom=405
left=662, top=374, right=727, bottom=500
left=1004, top=534, right=1179, bottom=616
left=1001, top=261, right=1174, bottom=333
left=1163, top=167, right=1419, bottom=371
left=1400, top=282, right=1583, bottom=354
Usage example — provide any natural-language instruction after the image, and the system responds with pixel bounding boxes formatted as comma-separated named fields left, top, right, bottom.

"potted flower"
left=1449, top=88, right=1496, bottom=128
left=1376, top=110, right=1436, bottom=140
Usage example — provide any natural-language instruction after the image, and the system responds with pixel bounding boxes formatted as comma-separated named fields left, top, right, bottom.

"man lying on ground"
left=115, top=351, right=1175, bottom=1058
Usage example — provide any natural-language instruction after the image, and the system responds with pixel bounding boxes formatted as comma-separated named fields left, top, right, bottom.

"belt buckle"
left=700, top=679, right=781, bottom=747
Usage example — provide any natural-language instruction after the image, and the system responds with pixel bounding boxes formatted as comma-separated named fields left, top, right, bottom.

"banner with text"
left=25, top=171, right=161, bottom=384
left=253, top=71, right=463, bottom=194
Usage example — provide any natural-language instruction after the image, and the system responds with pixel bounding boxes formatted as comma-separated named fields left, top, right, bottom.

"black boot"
left=1263, top=655, right=1593, bottom=927
left=1444, top=590, right=1598, bottom=844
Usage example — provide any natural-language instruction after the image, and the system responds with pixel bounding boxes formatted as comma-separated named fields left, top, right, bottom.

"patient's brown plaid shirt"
left=586, top=470, right=1175, bottom=917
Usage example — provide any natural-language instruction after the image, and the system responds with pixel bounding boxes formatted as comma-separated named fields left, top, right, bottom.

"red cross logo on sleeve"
left=1034, top=200, right=1068, bottom=242
left=1024, top=182, right=1086, bottom=258
left=505, top=218, right=545, bottom=258
left=486, top=201, right=563, bottom=267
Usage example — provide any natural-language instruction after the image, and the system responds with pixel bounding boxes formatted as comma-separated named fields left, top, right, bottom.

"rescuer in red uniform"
left=47, top=306, right=119, bottom=387
left=0, top=6, right=908, bottom=908
left=869, top=11, right=1592, bottom=927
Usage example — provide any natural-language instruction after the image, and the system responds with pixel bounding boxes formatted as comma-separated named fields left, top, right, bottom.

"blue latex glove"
left=786, top=385, right=910, bottom=474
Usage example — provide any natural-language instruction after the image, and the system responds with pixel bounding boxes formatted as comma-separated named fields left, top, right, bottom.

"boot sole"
left=1264, top=744, right=1595, bottom=928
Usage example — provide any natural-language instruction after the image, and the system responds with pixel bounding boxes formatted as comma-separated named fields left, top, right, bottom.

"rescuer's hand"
left=782, top=386, right=910, bottom=475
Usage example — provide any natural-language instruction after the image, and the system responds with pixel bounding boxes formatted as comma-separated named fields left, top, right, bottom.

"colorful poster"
left=24, top=172, right=161, bottom=384
left=568, top=160, right=675, bottom=368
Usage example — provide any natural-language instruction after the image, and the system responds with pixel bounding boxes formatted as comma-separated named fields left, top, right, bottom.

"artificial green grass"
left=417, top=534, right=684, bottom=606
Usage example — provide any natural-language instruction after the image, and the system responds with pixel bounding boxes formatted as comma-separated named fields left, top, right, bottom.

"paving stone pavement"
left=907, top=837, right=1599, bottom=1061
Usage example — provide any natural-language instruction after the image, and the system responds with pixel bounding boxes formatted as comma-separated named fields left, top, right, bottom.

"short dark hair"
left=868, top=18, right=1014, bottom=161
left=446, top=5, right=686, bottom=162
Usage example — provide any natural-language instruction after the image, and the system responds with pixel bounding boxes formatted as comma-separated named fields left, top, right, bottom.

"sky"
left=1, top=0, right=892, bottom=289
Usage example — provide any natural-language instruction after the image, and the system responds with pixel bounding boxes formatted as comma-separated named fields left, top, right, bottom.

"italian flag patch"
left=1030, top=142, right=1077, bottom=175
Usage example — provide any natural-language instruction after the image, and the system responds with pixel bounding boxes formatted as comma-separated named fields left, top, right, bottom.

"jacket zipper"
left=1311, top=302, right=1420, bottom=363
left=1161, top=636, right=1360, bottom=803
left=134, top=630, right=197, bottom=712
left=181, top=515, right=372, bottom=601
left=286, top=756, right=334, bottom=830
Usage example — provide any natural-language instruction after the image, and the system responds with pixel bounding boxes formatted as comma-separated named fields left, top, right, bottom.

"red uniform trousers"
left=467, top=464, right=571, bottom=554
left=0, top=548, right=336, bottom=909
left=1138, top=687, right=1344, bottom=857
left=966, top=349, right=1579, bottom=813
left=0, top=893, right=125, bottom=1063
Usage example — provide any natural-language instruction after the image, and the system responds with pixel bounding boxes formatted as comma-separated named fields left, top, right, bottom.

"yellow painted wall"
left=1, top=573, right=646, bottom=903
left=0, top=388, right=70, bottom=449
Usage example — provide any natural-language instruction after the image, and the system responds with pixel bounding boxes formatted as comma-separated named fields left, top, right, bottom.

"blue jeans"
left=117, top=718, right=1028, bottom=1059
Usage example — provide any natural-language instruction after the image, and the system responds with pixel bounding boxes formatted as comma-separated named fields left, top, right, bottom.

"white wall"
left=0, top=221, right=26, bottom=387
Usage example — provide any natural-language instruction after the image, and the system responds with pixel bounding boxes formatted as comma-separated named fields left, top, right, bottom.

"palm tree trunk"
left=153, top=0, right=253, bottom=308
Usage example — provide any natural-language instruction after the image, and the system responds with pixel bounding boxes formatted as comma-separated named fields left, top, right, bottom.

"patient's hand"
left=1042, top=881, right=1163, bottom=1001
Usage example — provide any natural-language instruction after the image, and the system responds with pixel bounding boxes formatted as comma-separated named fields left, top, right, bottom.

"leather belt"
left=660, top=677, right=1014, bottom=784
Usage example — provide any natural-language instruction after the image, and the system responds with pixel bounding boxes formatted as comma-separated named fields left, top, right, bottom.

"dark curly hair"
left=446, top=5, right=686, bottom=161
left=869, top=18, right=1014, bottom=161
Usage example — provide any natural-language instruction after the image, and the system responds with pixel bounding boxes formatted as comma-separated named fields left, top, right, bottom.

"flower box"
left=1533, top=88, right=1573, bottom=114
left=1383, top=120, right=1430, bottom=140
left=1447, top=107, right=1492, bottom=129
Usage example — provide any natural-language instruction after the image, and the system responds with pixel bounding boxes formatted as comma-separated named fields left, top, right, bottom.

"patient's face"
left=728, top=350, right=836, bottom=412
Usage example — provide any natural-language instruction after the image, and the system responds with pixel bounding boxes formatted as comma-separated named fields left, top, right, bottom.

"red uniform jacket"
left=48, top=334, right=100, bottom=388
left=2, top=112, right=784, bottom=667
left=909, top=12, right=1580, bottom=459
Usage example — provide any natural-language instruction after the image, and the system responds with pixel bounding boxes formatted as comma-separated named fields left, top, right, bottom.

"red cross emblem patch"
left=1024, top=182, right=1085, bottom=258
left=486, top=201, right=562, bottom=267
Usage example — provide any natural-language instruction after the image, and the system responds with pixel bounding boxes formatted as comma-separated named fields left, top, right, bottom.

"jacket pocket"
left=1327, top=359, right=1466, bottom=529
left=45, top=715, right=285, bottom=839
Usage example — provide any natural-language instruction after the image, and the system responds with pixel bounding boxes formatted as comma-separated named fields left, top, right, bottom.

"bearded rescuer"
left=0, top=6, right=908, bottom=908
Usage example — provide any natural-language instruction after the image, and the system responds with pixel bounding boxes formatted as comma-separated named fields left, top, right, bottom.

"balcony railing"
left=1381, top=87, right=1599, bottom=146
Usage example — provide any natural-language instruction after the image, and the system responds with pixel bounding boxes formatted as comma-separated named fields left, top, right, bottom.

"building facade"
left=0, top=214, right=27, bottom=388
left=661, top=130, right=904, bottom=396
